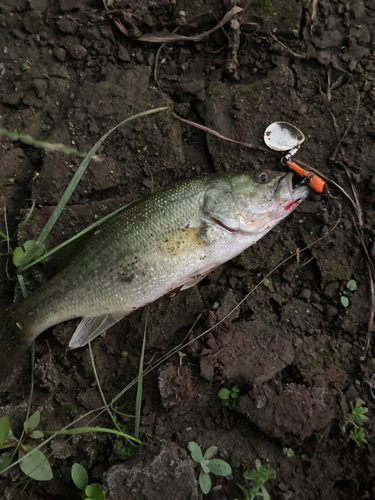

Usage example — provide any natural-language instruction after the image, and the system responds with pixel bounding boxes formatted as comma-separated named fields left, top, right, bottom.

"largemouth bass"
left=0, top=170, right=308, bottom=375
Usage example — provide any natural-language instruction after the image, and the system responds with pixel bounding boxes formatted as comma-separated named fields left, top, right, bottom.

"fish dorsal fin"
left=69, top=313, right=125, bottom=348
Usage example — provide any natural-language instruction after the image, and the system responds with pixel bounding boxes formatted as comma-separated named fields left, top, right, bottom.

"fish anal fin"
left=69, top=312, right=125, bottom=348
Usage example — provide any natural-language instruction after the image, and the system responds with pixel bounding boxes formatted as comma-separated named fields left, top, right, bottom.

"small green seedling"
left=340, top=280, right=358, bottom=307
left=177, top=351, right=187, bottom=366
left=346, top=280, right=357, bottom=291
left=212, top=301, right=220, bottom=310
left=71, top=463, right=105, bottom=500
left=282, top=447, right=295, bottom=458
left=218, top=385, right=240, bottom=407
left=236, top=459, right=276, bottom=500
left=0, top=411, right=52, bottom=480
left=22, top=63, right=30, bottom=71
left=342, top=400, right=369, bottom=446
left=188, top=441, right=232, bottom=495
left=340, top=296, right=349, bottom=307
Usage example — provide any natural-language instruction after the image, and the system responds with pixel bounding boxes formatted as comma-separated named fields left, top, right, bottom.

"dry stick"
left=225, top=0, right=241, bottom=75
left=267, top=28, right=308, bottom=59
left=103, top=1, right=242, bottom=43
left=172, top=112, right=271, bottom=153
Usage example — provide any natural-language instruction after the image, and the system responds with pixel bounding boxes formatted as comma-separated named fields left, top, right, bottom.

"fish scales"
left=0, top=171, right=309, bottom=376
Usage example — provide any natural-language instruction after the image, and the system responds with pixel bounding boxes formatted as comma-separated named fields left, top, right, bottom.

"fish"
left=0, top=170, right=309, bottom=375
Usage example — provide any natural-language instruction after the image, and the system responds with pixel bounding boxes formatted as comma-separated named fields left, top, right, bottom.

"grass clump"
left=236, top=459, right=276, bottom=500
left=342, top=399, right=369, bottom=446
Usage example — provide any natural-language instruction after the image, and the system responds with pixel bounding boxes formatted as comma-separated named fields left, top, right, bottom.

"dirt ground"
left=1, top=0, right=375, bottom=499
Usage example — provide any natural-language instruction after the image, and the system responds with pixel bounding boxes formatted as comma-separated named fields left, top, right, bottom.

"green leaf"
left=207, top=459, right=232, bottom=476
left=24, top=240, right=44, bottom=257
left=12, top=246, right=25, bottom=266
left=201, top=460, right=210, bottom=474
left=18, top=449, right=53, bottom=481
left=189, top=442, right=203, bottom=463
left=199, top=470, right=211, bottom=494
left=203, top=446, right=218, bottom=460
left=340, top=296, right=349, bottom=307
left=218, top=388, right=230, bottom=400
left=29, top=430, right=44, bottom=439
left=85, top=483, right=105, bottom=500
left=0, top=415, right=10, bottom=446
left=72, top=463, right=88, bottom=490
left=260, top=484, right=271, bottom=500
left=236, top=482, right=251, bottom=500
left=24, top=411, right=40, bottom=434
left=0, top=452, right=12, bottom=473
left=346, top=280, right=357, bottom=291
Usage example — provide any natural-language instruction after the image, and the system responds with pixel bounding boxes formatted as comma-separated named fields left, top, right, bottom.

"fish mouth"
left=275, top=172, right=309, bottom=212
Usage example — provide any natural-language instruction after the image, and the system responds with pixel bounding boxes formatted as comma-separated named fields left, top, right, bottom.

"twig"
left=172, top=112, right=271, bottom=153
left=267, top=27, right=307, bottom=59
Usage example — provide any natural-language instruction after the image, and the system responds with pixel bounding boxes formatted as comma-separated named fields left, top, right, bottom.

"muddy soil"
left=1, top=0, right=375, bottom=499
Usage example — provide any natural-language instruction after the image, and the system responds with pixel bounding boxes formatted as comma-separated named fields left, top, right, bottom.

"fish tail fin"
left=0, top=305, right=34, bottom=378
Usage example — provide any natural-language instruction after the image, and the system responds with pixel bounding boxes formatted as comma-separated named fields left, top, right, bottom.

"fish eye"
left=254, top=170, right=270, bottom=184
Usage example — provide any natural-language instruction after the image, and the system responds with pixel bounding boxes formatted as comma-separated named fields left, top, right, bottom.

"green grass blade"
left=88, top=343, right=124, bottom=435
left=46, top=426, right=141, bottom=443
left=16, top=106, right=169, bottom=272
left=134, top=307, right=148, bottom=440
left=11, top=200, right=35, bottom=240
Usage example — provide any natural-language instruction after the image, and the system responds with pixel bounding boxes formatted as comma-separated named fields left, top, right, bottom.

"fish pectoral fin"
left=180, top=270, right=211, bottom=290
left=69, top=312, right=125, bottom=349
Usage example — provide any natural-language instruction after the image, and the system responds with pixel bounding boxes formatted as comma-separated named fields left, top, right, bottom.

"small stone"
left=255, top=395, right=267, bottom=409
left=30, top=0, right=48, bottom=12
left=33, top=78, right=47, bottom=99
left=324, top=304, right=338, bottom=319
left=118, top=44, right=130, bottom=62
left=128, top=25, right=142, bottom=38
left=59, top=0, right=79, bottom=11
left=300, top=289, right=311, bottom=301
left=57, top=18, right=78, bottom=35
left=22, top=9, right=42, bottom=34
left=55, top=47, right=66, bottom=61
left=67, top=43, right=88, bottom=59
left=324, top=281, right=339, bottom=299
left=350, top=25, right=370, bottom=44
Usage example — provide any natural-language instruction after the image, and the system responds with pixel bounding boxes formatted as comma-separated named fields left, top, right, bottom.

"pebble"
left=59, top=0, right=78, bottom=11
left=55, top=47, right=66, bottom=61
left=22, top=9, right=42, bottom=34
left=57, top=18, right=78, bottom=35
left=324, top=304, right=338, bottom=319
left=324, top=281, right=339, bottom=299
left=118, top=44, right=130, bottom=62
left=300, top=289, right=311, bottom=301
left=30, top=0, right=48, bottom=12
left=67, top=43, right=88, bottom=59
